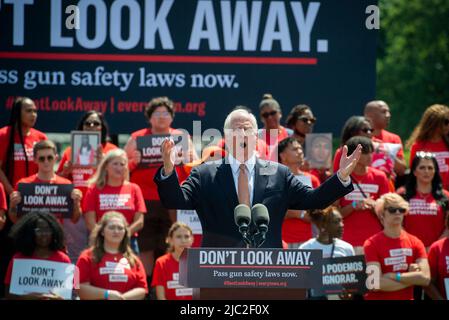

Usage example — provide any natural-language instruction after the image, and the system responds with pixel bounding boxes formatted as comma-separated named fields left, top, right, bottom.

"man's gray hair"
left=223, top=107, right=258, bottom=133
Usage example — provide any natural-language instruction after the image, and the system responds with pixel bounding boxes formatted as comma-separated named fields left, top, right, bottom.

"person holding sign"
left=124, top=97, right=197, bottom=284
left=398, top=152, right=449, bottom=249
left=4, top=211, right=70, bottom=300
left=76, top=211, right=147, bottom=300
left=155, top=108, right=362, bottom=248
left=83, top=149, right=145, bottom=254
left=337, top=136, right=390, bottom=254
left=425, top=213, right=449, bottom=300
left=152, top=222, right=194, bottom=300
left=278, top=137, right=320, bottom=248
left=8, top=140, right=82, bottom=224
left=364, top=193, right=430, bottom=300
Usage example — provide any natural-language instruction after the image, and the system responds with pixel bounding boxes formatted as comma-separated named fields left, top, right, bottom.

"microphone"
left=234, top=204, right=252, bottom=247
left=251, top=204, right=270, bottom=248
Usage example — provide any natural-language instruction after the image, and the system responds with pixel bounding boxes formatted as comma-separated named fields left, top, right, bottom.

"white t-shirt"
left=299, top=238, right=355, bottom=258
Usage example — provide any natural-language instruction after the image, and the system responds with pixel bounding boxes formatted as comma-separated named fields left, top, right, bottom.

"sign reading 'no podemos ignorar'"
left=10, top=259, right=75, bottom=300
left=180, top=248, right=323, bottom=289
left=17, top=183, right=74, bottom=219
left=0, top=0, right=377, bottom=135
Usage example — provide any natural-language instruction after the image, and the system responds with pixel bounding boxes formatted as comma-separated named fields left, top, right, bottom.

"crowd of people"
left=0, top=95, right=448, bottom=300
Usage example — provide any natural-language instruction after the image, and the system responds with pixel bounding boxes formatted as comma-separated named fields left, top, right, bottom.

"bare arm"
left=84, top=211, right=97, bottom=232
left=155, top=285, right=166, bottom=300
left=128, top=212, right=144, bottom=235
left=0, top=209, right=6, bottom=231
left=394, top=258, right=431, bottom=287
left=121, top=288, right=146, bottom=300
left=0, top=161, right=13, bottom=195
left=78, top=283, right=123, bottom=300
left=8, top=191, right=21, bottom=224
left=71, top=188, right=82, bottom=223
left=366, top=262, right=410, bottom=292
left=394, top=157, right=407, bottom=176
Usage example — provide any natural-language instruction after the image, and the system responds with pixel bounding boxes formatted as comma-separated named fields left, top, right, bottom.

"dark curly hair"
left=9, top=212, right=65, bottom=256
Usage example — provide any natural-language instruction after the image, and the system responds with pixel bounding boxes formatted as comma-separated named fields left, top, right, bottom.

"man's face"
left=370, top=102, right=391, bottom=129
left=281, top=141, right=304, bottom=166
left=225, top=115, right=257, bottom=161
left=35, top=148, right=57, bottom=174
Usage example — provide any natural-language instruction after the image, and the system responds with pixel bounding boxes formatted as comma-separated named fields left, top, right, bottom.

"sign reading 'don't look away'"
left=17, top=183, right=74, bottom=219
left=136, top=133, right=188, bottom=168
left=10, top=259, right=76, bottom=300
left=180, top=248, right=322, bottom=289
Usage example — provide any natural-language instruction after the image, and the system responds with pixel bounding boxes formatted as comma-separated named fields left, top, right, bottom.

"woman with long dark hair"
left=399, top=152, right=449, bottom=249
left=4, top=212, right=70, bottom=300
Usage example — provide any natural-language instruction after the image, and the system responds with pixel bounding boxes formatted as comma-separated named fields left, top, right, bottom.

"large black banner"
left=0, top=0, right=377, bottom=135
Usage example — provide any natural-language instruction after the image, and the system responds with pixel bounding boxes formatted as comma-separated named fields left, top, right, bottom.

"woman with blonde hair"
left=363, top=193, right=430, bottom=300
left=76, top=211, right=147, bottom=300
left=406, top=104, right=449, bottom=189
left=83, top=149, right=146, bottom=254
left=151, top=222, right=194, bottom=300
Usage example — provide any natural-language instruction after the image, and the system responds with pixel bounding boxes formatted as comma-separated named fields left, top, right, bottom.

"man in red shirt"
left=364, top=100, right=406, bottom=177
left=364, top=193, right=430, bottom=300
left=8, top=140, right=82, bottom=224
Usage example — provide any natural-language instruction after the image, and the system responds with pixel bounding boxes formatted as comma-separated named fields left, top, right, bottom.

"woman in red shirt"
left=0, top=97, right=47, bottom=195
left=285, top=104, right=316, bottom=147
left=364, top=193, right=430, bottom=300
left=83, top=149, right=145, bottom=254
left=124, top=96, right=197, bottom=282
left=425, top=214, right=449, bottom=299
left=76, top=211, right=147, bottom=300
left=257, top=94, right=292, bottom=161
left=152, top=222, right=194, bottom=300
left=399, top=152, right=449, bottom=249
left=4, top=211, right=70, bottom=300
left=406, top=104, right=449, bottom=189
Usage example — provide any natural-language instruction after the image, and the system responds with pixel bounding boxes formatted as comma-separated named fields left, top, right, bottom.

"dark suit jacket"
left=154, top=158, right=353, bottom=248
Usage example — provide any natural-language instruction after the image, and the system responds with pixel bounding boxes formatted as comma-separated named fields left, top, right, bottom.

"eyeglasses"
left=361, top=128, right=373, bottom=134
left=298, top=116, right=316, bottom=125
left=261, top=111, right=278, bottom=119
left=385, top=207, right=407, bottom=214
left=34, top=228, right=53, bottom=235
left=84, top=120, right=101, bottom=127
left=152, top=111, right=171, bottom=118
left=37, top=155, right=55, bottom=162
left=416, top=151, right=435, bottom=159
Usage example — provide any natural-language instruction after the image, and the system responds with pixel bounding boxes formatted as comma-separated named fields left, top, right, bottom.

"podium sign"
left=180, top=248, right=322, bottom=289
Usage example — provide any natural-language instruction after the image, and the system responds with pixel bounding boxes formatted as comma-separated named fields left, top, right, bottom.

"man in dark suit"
left=154, top=108, right=362, bottom=248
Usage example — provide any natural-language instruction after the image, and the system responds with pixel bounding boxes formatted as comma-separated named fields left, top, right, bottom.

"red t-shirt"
left=340, top=167, right=390, bottom=246
left=57, top=142, right=117, bottom=196
left=4, top=251, right=71, bottom=285
left=0, top=126, right=47, bottom=187
left=15, top=174, right=73, bottom=222
left=258, top=126, right=291, bottom=162
left=410, top=140, right=449, bottom=189
left=76, top=248, right=148, bottom=294
left=0, top=182, right=6, bottom=211
left=402, top=190, right=449, bottom=247
left=151, top=253, right=193, bottom=300
left=374, top=129, right=404, bottom=159
left=83, top=182, right=146, bottom=226
left=130, top=128, right=187, bottom=200
left=427, top=237, right=449, bottom=299
left=364, top=230, right=427, bottom=300
left=282, top=172, right=320, bottom=243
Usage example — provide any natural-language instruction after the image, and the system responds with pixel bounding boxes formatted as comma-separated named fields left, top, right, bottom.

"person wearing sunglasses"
left=397, top=152, right=449, bottom=250
left=4, top=211, right=71, bottom=300
left=257, top=94, right=293, bottom=161
left=8, top=140, right=82, bottom=225
left=364, top=193, right=430, bottom=300
left=334, top=116, right=396, bottom=191
left=407, top=104, right=449, bottom=190
left=285, top=104, right=316, bottom=147
left=76, top=211, right=147, bottom=300
left=364, top=101, right=407, bottom=177
left=337, top=136, right=390, bottom=255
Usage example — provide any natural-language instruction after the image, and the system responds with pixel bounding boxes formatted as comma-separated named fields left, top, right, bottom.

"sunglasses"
left=37, top=155, right=55, bottom=162
left=385, top=207, right=407, bottom=214
left=298, top=116, right=316, bottom=125
left=416, top=151, right=435, bottom=159
left=84, top=120, right=101, bottom=127
left=361, top=128, right=373, bottom=134
left=262, top=110, right=278, bottom=119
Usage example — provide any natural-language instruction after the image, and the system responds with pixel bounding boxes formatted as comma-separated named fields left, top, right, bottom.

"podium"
left=180, top=248, right=323, bottom=300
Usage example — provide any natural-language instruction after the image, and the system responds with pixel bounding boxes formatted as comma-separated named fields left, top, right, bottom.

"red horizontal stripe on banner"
left=199, top=265, right=311, bottom=269
left=0, top=52, right=317, bottom=65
